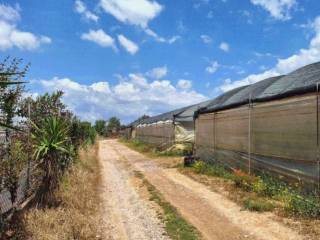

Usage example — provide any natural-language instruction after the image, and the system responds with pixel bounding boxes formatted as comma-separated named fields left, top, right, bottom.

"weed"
left=120, top=139, right=191, bottom=157
left=192, top=161, right=232, bottom=179
left=141, top=178, right=200, bottom=240
left=187, top=160, right=320, bottom=219
left=243, top=198, right=275, bottom=212
left=232, top=175, right=258, bottom=192
left=284, top=192, right=320, bottom=218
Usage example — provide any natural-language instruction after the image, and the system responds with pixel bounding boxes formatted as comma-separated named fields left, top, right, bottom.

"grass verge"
left=119, top=138, right=192, bottom=158
left=181, top=161, right=320, bottom=218
left=22, top=144, right=104, bottom=240
left=134, top=171, right=201, bottom=240
left=243, top=197, right=275, bottom=212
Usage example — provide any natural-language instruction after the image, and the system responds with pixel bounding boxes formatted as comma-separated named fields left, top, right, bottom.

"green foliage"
left=232, top=175, right=259, bottom=192
left=189, top=161, right=320, bottom=218
left=32, top=116, right=73, bottom=205
left=243, top=198, right=275, bottom=212
left=0, top=57, right=27, bottom=131
left=94, top=120, right=106, bottom=136
left=0, top=57, right=28, bottom=204
left=0, top=57, right=98, bottom=235
left=121, top=139, right=193, bottom=157
left=140, top=176, right=200, bottom=240
left=254, top=174, right=287, bottom=197
left=106, top=117, right=121, bottom=135
left=120, top=139, right=157, bottom=154
left=284, top=191, right=320, bottom=218
left=158, top=143, right=193, bottom=157
left=70, top=118, right=96, bottom=147
left=21, top=91, right=70, bottom=126
left=192, top=161, right=233, bottom=179
left=2, top=138, right=29, bottom=203
left=32, top=116, right=71, bottom=165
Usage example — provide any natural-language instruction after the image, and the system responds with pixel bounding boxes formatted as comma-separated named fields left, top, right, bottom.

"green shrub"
left=187, top=160, right=320, bottom=218
left=251, top=177, right=268, bottom=195
left=192, top=161, right=232, bottom=179
left=32, top=116, right=73, bottom=205
left=243, top=198, right=275, bottom=212
left=258, top=174, right=288, bottom=197
left=193, top=161, right=206, bottom=174
left=232, top=175, right=258, bottom=192
left=285, top=192, right=320, bottom=218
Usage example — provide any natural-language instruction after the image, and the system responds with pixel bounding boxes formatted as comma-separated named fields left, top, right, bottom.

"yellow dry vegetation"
left=23, top=145, right=104, bottom=240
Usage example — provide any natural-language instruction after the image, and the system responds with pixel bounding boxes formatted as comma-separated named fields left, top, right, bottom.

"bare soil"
left=99, top=139, right=305, bottom=240
left=99, top=140, right=169, bottom=240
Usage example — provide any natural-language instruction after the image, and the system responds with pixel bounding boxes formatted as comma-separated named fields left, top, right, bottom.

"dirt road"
left=99, top=139, right=304, bottom=240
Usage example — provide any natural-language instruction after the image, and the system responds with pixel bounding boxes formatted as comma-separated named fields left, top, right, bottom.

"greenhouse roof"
left=198, top=61, right=320, bottom=115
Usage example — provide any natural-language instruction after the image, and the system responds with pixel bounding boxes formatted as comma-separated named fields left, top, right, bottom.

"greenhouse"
left=194, top=62, right=320, bottom=188
left=135, top=101, right=210, bottom=147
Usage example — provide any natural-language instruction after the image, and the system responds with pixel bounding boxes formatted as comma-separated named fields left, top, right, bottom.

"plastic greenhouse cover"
left=131, top=62, right=320, bottom=126
left=198, top=61, right=320, bottom=115
left=174, top=100, right=212, bottom=122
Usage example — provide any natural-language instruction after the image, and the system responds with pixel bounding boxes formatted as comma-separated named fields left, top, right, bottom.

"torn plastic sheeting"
left=175, top=123, right=195, bottom=143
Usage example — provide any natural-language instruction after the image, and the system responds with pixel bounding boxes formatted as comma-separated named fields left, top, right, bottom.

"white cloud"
left=177, top=79, right=192, bottom=89
left=117, top=34, right=139, bottom=55
left=99, top=0, right=178, bottom=44
left=146, top=66, right=168, bottom=79
left=0, top=3, right=20, bottom=22
left=206, top=61, right=219, bottom=74
left=167, top=35, right=181, bottom=44
left=201, top=34, right=212, bottom=44
left=99, top=0, right=163, bottom=28
left=75, top=0, right=99, bottom=22
left=219, top=42, right=229, bottom=52
left=250, top=0, right=297, bottom=21
left=218, top=16, right=320, bottom=92
left=81, top=29, right=116, bottom=49
left=253, top=51, right=278, bottom=58
left=144, top=28, right=180, bottom=44
left=34, top=72, right=207, bottom=123
left=0, top=3, right=51, bottom=51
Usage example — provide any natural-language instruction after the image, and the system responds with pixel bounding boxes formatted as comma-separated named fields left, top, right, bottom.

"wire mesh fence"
left=136, top=122, right=175, bottom=148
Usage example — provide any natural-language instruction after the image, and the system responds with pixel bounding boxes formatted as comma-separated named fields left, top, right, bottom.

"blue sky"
left=1, top=0, right=320, bottom=123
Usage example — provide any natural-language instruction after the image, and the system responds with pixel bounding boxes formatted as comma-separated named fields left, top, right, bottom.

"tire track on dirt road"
left=99, top=140, right=169, bottom=240
left=106, top=139, right=304, bottom=240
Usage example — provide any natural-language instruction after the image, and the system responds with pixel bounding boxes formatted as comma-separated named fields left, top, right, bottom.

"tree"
left=106, top=117, right=121, bottom=135
left=20, top=91, right=69, bottom=126
left=0, top=58, right=28, bottom=203
left=70, top=119, right=96, bottom=146
left=94, top=120, right=106, bottom=136
left=0, top=57, right=28, bottom=131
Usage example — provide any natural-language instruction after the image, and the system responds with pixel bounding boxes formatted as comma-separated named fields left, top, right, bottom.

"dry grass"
left=22, top=144, right=105, bottom=240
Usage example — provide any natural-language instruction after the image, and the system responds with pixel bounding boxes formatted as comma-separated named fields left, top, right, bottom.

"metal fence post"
left=26, top=102, right=31, bottom=192
left=213, top=113, right=216, bottom=153
left=248, top=94, right=252, bottom=175
left=317, top=83, right=320, bottom=192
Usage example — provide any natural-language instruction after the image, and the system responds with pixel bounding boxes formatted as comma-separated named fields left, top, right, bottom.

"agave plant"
left=32, top=116, right=71, bottom=205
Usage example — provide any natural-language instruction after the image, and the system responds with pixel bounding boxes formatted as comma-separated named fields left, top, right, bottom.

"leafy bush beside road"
left=185, top=161, right=320, bottom=218
left=0, top=58, right=97, bottom=238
